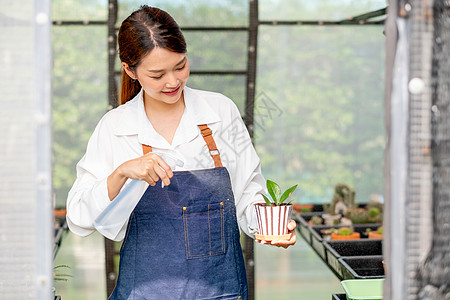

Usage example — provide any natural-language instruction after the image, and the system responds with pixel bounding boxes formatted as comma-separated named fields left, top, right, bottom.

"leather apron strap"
left=142, top=144, right=152, bottom=155
left=142, top=124, right=223, bottom=168
left=197, top=124, right=223, bottom=168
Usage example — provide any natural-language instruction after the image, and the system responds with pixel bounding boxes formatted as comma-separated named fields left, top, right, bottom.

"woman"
left=66, top=5, right=296, bottom=299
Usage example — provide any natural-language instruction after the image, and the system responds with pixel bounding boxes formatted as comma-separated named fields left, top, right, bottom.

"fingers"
left=255, top=233, right=297, bottom=248
left=143, top=153, right=173, bottom=186
left=287, top=220, right=297, bottom=231
left=271, top=233, right=297, bottom=248
left=256, top=220, right=297, bottom=248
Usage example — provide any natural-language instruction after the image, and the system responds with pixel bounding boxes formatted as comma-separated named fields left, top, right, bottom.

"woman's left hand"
left=256, top=220, right=297, bottom=249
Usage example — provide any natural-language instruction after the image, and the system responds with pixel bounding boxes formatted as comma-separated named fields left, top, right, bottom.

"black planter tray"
left=331, top=294, right=346, bottom=300
left=308, top=224, right=381, bottom=261
left=311, top=224, right=381, bottom=240
left=292, top=212, right=322, bottom=244
left=339, top=255, right=385, bottom=280
left=323, top=239, right=383, bottom=280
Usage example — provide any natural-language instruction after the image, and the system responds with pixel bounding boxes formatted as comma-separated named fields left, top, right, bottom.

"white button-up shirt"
left=66, top=87, right=265, bottom=241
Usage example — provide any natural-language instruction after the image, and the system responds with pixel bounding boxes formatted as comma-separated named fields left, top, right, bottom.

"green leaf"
left=262, top=194, right=273, bottom=206
left=286, top=198, right=296, bottom=205
left=279, top=184, right=298, bottom=205
left=267, top=180, right=281, bottom=203
left=54, top=265, right=70, bottom=270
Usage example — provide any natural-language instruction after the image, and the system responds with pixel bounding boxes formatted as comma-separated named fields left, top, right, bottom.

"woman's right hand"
left=107, top=153, right=173, bottom=200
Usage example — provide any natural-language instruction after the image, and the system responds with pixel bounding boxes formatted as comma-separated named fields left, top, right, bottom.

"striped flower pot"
left=255, top=203, right=293, bottom=241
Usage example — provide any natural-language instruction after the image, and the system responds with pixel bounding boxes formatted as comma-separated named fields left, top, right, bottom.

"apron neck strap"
left=142, top=144, right=152, bottom=155
left=141, top=125, right=223, bottom=168
left=198, top=124, right=223, bottom=168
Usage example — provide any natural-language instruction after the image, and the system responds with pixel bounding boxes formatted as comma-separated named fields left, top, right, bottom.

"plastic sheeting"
left=0, top=0, right=53, bottom=299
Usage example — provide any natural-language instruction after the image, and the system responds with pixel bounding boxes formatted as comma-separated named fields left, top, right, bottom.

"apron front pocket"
left=183, top=201, right=225, bottom=259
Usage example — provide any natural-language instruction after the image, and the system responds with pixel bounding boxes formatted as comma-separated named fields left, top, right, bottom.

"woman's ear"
left=122, top=62, right=137, bottom=80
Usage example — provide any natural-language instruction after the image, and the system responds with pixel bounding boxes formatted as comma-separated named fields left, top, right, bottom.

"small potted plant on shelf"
left=330, top=226, right=360, bottom=240
left=345, top=207, right=370, bottom=224
left=322, top=183, right=357, bottom=225
left=307, top=215, right=323, bottom=226
left=255, top=179, right=298, bottom=241
left=367, top=206, right=383, bottom=224
left=320, top=228, right=336, bottom=241
left=367, top=226, right=384, bottom=239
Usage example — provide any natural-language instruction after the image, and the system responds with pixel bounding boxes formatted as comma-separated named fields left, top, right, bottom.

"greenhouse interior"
left=1, top=0, right=449, bottom=299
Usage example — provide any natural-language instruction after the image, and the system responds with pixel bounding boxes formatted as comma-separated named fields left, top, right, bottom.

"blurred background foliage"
left=52, top=0, right=385, bottom=208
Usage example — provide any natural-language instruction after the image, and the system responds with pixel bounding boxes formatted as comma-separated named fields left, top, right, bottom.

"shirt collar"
left=113, top=87, right=221, bottom=149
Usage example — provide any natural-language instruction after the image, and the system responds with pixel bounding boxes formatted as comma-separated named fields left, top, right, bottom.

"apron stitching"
left=221, top=203, right=225, bottom=252
left=208, top=204, right=212, bottom=256
left=183, top=209, right=190, bottom=259
left=184, top=209, right=225, bottom=258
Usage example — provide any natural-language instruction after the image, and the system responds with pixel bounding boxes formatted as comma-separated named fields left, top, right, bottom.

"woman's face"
left=123, top=47, right=190, bottom=106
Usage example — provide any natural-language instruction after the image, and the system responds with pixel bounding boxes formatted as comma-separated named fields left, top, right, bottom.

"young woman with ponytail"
left=66, top=5, right=296, bottom=300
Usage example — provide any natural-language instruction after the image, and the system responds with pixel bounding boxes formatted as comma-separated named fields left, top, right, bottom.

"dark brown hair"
left=118, top=6, right=187, bottom=104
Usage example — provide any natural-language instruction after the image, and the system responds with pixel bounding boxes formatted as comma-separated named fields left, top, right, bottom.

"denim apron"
left=109, top=125, right=248, bottom=300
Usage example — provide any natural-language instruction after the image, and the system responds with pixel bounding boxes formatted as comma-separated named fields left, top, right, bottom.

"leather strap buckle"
left=210, top=149, right=220, bottom=156
left=200, top=127, right=212, bottom=137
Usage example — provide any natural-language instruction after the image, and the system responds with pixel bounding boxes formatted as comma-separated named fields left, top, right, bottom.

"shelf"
left=293, top=211, right=385, bottom=281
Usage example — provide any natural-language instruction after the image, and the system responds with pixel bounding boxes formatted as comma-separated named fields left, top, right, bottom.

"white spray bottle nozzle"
left=156, top=152, right=184, bottom=188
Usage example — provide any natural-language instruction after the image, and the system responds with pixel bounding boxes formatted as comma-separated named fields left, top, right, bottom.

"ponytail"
left=120, top=71, right=142, bottom=105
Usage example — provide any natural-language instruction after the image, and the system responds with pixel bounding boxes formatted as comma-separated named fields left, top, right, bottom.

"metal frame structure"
left=53, top=1, right=387, bottom=298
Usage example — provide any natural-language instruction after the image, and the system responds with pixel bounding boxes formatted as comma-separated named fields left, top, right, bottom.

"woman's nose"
left=166, top=72, right=179, bottom=88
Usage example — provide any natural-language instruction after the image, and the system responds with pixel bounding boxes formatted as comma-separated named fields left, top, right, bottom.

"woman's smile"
left=162, top=85, right=181, bottom=96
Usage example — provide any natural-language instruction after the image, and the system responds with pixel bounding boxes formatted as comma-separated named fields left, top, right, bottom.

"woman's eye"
left=176, top=64, right=186, bottom=71
left=150, top=74, right=163, bottom=79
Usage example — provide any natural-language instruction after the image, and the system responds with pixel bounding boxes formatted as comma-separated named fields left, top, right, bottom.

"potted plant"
left=321, top=210, right=341, bottom=226
left=307, top=215, right=323, bottom=226
left=368, top=226, right=383, bottom=239
left=367, top=207, right=383, bottom=224
left=331, top=227, right=360, bottom=240
left=345, top=207, right=370, bottom=225
left=255, top=180, right=297, bottom=241
left=320, top=228, right=336, bottom=241
left=322, top=183, right=356, bottom=225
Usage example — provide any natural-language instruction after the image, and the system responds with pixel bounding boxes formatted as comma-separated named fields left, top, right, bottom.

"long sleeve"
left=220, top=101, right=266, bottom=239
left=66, top=115, right=115, bottom=237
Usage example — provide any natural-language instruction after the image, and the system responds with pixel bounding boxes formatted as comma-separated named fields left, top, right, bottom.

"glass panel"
left=52, top=26, right=108, bottom=207
left=188, top=75, right=246, bottom=115
left=259, top=0, right=386, bottom=21
left=185, top=32, right=248, bottom=71
left=255, top=26, right=385, bottom=204
left=117, top=0, right=249, bottom=27
left=52, top=0, right=107, bottom=21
